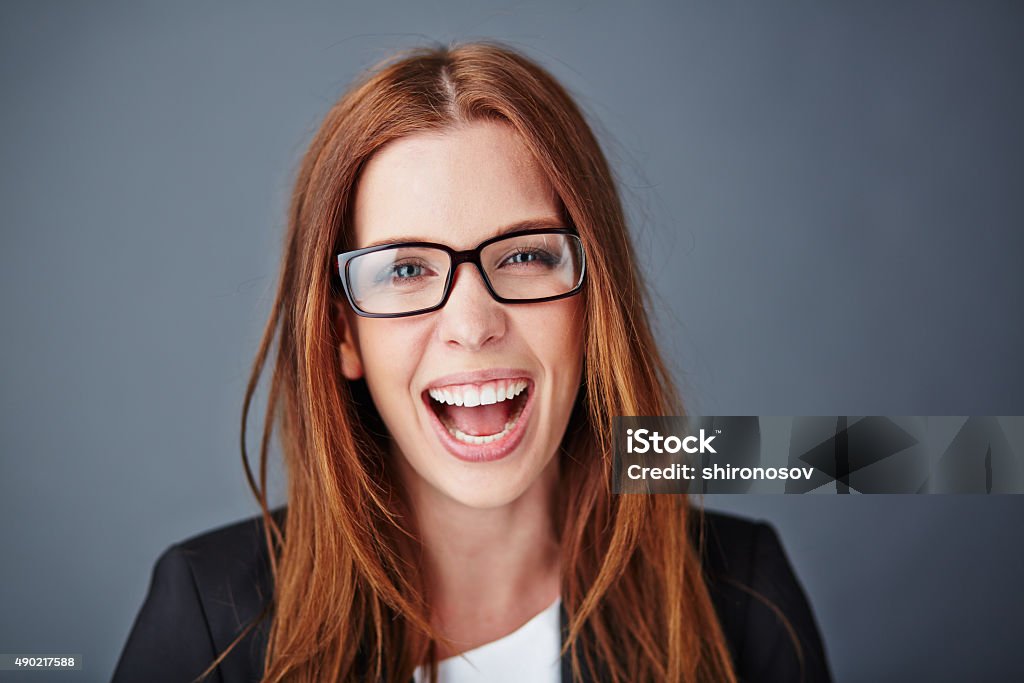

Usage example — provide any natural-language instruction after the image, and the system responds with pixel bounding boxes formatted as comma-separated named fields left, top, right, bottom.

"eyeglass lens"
left=346, top=232, right=584, bottom=315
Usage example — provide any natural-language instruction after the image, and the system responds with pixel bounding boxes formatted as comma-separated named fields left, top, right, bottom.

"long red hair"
left=213, top=42, right=737, bottom=683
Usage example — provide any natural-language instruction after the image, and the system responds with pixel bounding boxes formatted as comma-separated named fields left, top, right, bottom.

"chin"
left=445, top=485, right=528, bottom=509
left=398, top=439, right=557, bottom=511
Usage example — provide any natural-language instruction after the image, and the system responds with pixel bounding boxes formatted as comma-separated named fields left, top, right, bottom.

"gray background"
left=1, top=2, right=1022, bottom=681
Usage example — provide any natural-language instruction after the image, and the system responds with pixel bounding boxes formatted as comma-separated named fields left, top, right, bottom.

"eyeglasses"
left=336, top=228, right=586, bottom=318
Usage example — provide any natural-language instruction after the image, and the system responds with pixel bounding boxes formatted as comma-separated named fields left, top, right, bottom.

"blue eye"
left=509, top=252, right=538, bottom=264
left=394, top=263, right=423, bottom=278
left=373, top=259, right=437, bottom=289
left=501, top=248, right=559, bottom=268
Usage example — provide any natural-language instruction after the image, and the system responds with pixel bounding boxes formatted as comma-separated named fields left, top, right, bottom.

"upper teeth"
left=428, top=379, right=528, bottom=407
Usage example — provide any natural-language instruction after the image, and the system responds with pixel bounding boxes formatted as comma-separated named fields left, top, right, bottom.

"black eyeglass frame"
left=335, top=227, right=587, bottom=319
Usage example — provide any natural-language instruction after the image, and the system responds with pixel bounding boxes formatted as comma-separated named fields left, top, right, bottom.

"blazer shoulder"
left=174, top=508, right=282, bottom=649
left=695, top=509, right=833, bottom=683
left=113, top=509, right=282, bottom=683
left=174, top=507, right=282, bottom=591
left=697, top=508, right=761, bottom=572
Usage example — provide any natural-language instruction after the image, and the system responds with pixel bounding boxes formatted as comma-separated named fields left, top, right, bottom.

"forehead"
left=352, top=120, right=560, bottom=250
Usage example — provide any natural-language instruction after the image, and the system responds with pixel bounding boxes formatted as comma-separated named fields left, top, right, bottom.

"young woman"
left=114, top=42, right=831, bottom=683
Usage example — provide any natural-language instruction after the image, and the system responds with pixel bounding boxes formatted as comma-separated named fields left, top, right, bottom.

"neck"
left=398, top=453, right=562, bottom=657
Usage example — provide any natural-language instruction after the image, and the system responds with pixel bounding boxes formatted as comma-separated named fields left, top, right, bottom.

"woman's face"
left=337, top=120, right=585, bottom=510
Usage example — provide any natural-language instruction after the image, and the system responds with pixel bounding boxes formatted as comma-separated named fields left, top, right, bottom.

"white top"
left=412, top=597, right=562, bottom=683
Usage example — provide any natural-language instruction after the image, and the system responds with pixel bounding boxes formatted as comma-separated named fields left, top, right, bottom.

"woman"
left=114, top=42, right=831, bottom=683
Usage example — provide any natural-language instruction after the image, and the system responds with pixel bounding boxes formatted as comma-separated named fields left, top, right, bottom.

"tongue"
left=442, top=400, right=514, bottom=436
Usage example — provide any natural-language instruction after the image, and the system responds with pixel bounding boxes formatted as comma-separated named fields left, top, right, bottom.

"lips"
left=421, top=370, right=535, bottom=462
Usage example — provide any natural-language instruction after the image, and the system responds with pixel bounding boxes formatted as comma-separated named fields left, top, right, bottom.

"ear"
left=333, top=300, right=364, bottom=380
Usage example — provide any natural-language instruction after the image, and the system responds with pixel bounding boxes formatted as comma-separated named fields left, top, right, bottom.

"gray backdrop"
left=2, top=2, right=1022, bottom=681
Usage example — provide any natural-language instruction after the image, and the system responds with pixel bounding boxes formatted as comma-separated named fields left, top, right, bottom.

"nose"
left=436, top=263, right=506, bottom=350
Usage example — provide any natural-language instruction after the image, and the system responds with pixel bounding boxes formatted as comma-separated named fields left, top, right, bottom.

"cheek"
left=521, top=299, right=586, bottom=380
left=555, top=298, right=586, bottom=359
left=356, top=320, right=428, bottom=411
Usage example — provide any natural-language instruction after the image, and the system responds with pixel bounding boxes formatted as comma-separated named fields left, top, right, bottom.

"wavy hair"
left=207, top=42, right=738, bottom=683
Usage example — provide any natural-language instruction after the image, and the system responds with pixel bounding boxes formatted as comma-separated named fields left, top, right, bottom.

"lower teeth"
left=442, top=396, right=526, bottom=445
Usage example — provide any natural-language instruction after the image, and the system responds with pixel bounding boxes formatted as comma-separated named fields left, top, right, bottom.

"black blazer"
left=113, top=509, right=832, bottom=682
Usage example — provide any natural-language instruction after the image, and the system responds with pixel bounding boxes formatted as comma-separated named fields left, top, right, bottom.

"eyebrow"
left=359, top=216, right=568, bottom=249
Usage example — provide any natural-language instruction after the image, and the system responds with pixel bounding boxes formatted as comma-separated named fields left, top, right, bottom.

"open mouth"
left=422, top=378, right=533, bottom=461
